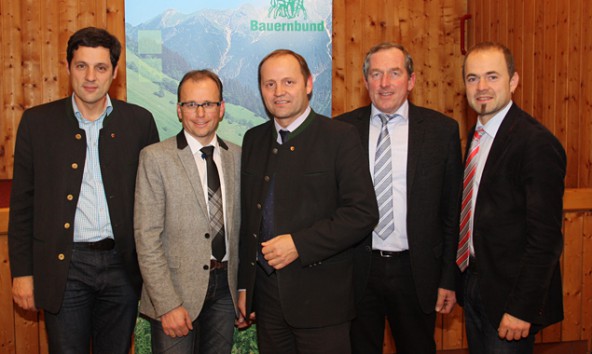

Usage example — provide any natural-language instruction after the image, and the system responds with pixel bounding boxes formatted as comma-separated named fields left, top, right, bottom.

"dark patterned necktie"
left=201, top=146, right=225, bottom=261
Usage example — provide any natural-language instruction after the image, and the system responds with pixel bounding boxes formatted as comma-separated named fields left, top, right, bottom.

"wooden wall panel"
left=41, top=0, right=60, bottom=102
left=1, top=0, right=24, bottom=179
left=581, top=1, right=592, bottom=186
left=331, top=0, right=467, bottom=143
left=468, top=0, right=592, bottom=190
left=1, top=0, right=591, bottom=353
left=0, top=0, right=125, bottom=180
left=0, top=227, right=16, bottom=354
left=582, top=215, right=592, bottom=351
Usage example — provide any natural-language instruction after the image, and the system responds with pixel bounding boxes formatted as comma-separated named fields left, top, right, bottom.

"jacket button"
left=253, top=233, right=257, bottom=239
left=205, top=233, right=210, bottom=239
left=257, top=203, right=262, bottom=209
left=75, top=133, right=82, bottom=140
left=264, top=176, right=270, bottom=182
left=272, top=148, right=278, bottom=154
left=71, top=163, right=78, bottom=170
left=64, top=223, right=71, bottom=229
left=58, top=254, right=65, bottom=261
left=203, top=264, right=209, bottom=270
left=66, top=194, right=74, bottom=201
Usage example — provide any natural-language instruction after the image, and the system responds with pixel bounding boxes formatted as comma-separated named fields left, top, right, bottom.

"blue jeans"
left=463, top=269, right=539, bottom=354
left=44, top=245, right=139, bottom=354
left=150, top=267, right=235, bottom=354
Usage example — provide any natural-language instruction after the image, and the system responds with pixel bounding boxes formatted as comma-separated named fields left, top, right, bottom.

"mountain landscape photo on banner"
left=125, top=0, right=333, bottom=144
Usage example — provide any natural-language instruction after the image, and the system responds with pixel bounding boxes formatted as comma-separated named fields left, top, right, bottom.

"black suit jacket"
left=238, top=110, right=379, bottom=328
left=8, top=97, right=159, bottom=313
left=458, top=103, right=566, bottom=328
left=335, top=103, right=463, bottom=313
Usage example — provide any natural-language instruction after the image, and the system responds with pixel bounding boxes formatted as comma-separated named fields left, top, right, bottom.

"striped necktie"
left=374, top=113, right=396, bottom=240
left=456, top=127, right=485, bottom=271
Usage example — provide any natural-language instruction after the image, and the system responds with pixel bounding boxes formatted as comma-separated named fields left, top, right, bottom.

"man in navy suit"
left=457, top=42, right=566, bottom=354
left=336, top=42, right=463, bottom=354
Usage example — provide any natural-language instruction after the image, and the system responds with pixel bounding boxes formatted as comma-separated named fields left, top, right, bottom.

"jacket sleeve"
left=8, top=113, right=35, bottom=277
left=505, top=129, right=566, bottom=322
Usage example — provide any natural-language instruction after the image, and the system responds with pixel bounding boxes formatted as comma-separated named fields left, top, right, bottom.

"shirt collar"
left=477, top=101, right=513, bottom=139
left=72, top=94, right=113, bottom=124
left=273, top=105, right=311, bottom=134
left=370, top=99, right=410, bottom=122
left=184, top=131, right=220, bottom=157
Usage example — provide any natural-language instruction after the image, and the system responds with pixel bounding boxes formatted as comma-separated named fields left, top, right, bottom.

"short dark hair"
left=463, top=42, right=515, bottom=78
left=177, top=70, right=224, bottom=103
left=363, top=42, right=414, bottom=78
left=67, top=27, right=121, bottom=70
left=258, top=49, right=312, bottom=85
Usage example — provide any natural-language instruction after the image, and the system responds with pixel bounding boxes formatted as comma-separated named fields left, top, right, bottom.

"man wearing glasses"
left=135, top=70, right=241, bottom=353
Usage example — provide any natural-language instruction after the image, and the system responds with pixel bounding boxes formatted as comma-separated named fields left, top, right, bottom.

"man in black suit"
left=237, top=49, right=379, bottom=354
left=9, top=27, right=159, bottom=353
left=457, top=42, right=565, bottom=354
left=335, top=42, right=463, bottom=354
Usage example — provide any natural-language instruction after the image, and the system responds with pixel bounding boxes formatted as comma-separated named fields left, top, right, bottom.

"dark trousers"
left=254, top=265, right=351, bottom=354
left=150, top=267, right=235, bottom=354
left=463, top=269, right=539, bottom=354
left=351, top=251, right=436, bottom=354
left=44, top=245, right=138, bottom=354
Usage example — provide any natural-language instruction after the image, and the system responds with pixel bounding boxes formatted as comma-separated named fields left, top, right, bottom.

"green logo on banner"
left=251, top=0, right=325, bottom=32
left=268, top=0, right=308, bottom=20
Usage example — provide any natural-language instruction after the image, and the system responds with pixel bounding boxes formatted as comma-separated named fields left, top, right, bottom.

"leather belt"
left=210, top=260, right=228, bottom=270
left=372, top=250, right=409, bottom=258
left=73, top=238, right=115, bottom=251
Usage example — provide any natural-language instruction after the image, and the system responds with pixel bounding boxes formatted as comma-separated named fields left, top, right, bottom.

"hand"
left=235, top=291, right=255, bottom=329
left=498, top=313, right=531, bottom=341
left=160, top=306, right=193, bottom=338
left=12, top=276, right=37, bottom=311
left=261, top=234, right=299, bottom=270
left=435, top=288, right=456, bottom=314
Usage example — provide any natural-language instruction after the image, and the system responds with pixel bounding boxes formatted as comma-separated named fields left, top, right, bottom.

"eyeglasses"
left=178, top=101, right=221, bottom=112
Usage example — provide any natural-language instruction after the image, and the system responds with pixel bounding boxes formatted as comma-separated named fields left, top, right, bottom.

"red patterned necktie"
left=456, top=127, right=485, bottom=271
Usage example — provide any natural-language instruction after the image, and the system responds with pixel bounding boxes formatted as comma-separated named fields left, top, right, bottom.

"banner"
left=126, top=0, right=333, bottom=143
left=125, top=1, right=333, bottom=352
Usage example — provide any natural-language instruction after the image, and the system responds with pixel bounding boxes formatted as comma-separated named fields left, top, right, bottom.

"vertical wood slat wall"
left=0, top=0, right=127, bottom=181
left=1, top=0, right=591, bottom=353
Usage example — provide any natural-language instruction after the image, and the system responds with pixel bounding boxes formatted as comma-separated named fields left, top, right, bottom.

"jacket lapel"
left=176, top=132, right=209, bottom=220
left=479, top=105, right=519, bottom=186
left=218, top=137, right=235, bottom=236
left=354, top=106, right=372, bottom=157
left=406, top=103, right=425, bottom=194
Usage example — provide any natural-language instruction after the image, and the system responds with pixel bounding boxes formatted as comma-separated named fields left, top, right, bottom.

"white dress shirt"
left=369, top=100, right=409, bottom=252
